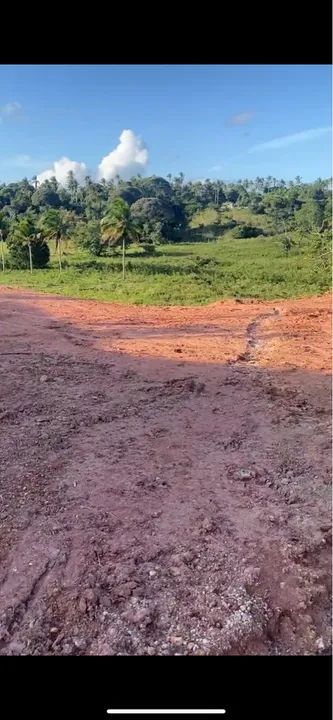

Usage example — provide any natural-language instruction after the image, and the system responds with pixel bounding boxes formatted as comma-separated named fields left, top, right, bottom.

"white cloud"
left=1, top=101, right=22, bottom=116
left=97, top=129, right=148, bottom=181
left=226, top=111, right=254, bottom=127
left=20, top=129, right=148, bottom=186
left=37, top=156, right=88, bottom=186
left=248, top=126, right=332, bottom=153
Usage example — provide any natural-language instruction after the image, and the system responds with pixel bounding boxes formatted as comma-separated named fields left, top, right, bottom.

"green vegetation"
left=0, top=233, right=330, bottom=305
left=0, top=172, right=331, bottom=305
left=7, top=217, right=50, bottom=269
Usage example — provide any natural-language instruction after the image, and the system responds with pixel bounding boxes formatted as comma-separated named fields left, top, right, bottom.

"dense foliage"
left=0, top=172, right=331, bottom=269
left=7, top=217, right=50, bottom=269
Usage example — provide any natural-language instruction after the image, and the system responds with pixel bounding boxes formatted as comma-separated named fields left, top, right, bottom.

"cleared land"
left=0, top=288, right=331, bottom=655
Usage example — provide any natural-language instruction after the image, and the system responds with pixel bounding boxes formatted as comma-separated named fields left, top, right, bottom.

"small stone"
left=201, top=517, right=214, bottom=532
left=243, top=566, right=261, bottom=590
left=115, top=581, right=137, bottom=598
left=123, top=607, right=152, bottom=625
left=287, top=493, right=299, bottom=505
left=84, top=588, right=96, bottom=602
left=151, top=511, right=162, bottom=518
left=149, top=570, right=157, bottom=577
left=320, top=524, right=331, bottom=533
left=78, top=597, right=87, bottom=613
left=234, top=469, right=253, bottom=481
left=280, top=582, right=286, bottom=589
left=62, top=643, right=73, bottom=655
left=73, top=637, right=86, bottom=650
left=170, top=566, right=182, bottom=576
left=133, top=608, right=152, bottom=625
left=50, top=627, right=58, bottom=634
left=182, top=550, right=195, bottom=564
left=40, top=375, right=48, bottom=383
left=315, top=637, right=325, bottom=651
left=170, top=635, right=183, bottom=646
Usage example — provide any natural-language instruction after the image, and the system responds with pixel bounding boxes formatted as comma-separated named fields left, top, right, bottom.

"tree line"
left=0, top=172, right=331, bottom=270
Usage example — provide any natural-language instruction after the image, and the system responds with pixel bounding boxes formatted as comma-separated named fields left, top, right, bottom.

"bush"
left=141, top=243, right=156, bottom=255
left=250, top=202, right=265, bottom=214
left=72, top=220, right=102, bottom=256
left=231, top=224, right=263, bottom=239
left=7, top=237, right=50, bottom=269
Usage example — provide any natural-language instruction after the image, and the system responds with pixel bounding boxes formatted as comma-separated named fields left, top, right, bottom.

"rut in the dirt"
left=230, top=308, right=281, bottom=364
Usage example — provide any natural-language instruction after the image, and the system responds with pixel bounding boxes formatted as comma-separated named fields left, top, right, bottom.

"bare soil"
left=0, top=287, right=331, bottom=656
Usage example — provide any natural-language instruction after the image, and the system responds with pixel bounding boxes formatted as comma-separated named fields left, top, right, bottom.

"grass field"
left=0, top=232, right=330, bottom=305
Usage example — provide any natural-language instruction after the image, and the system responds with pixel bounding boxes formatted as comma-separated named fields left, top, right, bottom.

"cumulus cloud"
left=248, top=126, right=332, bottom=153
left=225, top=111, right=254, bottom=127
left=97, top=129, right=148, bottom=181
left=37, top=156, right=88, bottom=186
left=34, top=129, right=148, bottom=186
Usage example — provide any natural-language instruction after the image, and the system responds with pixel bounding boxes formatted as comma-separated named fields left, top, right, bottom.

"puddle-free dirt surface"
left=0, top=287, right=331, bottom=655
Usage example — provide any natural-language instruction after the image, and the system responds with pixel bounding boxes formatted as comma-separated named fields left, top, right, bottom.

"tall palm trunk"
left=28, top=242, right=33, bottom=273
left=122, top=236, right=125, bottom=280
left=57, top=232, right=62, bottom=272
left=0, top=230, right=4, bottom=271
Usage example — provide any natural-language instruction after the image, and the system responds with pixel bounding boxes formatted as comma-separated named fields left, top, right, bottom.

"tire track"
left=230, top=308, right=281, bottom=365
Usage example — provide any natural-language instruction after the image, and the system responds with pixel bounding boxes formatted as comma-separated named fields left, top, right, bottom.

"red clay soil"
left=0, top=287, right=331, bottom=656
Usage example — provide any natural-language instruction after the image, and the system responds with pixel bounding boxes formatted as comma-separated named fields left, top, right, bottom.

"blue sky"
left=0, top=64, right=331, bottom=184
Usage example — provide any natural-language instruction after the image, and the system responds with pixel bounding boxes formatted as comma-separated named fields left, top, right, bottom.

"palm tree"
left=100, top=197, right=138, bottom=279
left=8, top=216, right=48, bottom=272
left=0, top=211, right=8, bottom=271
left=39, top=209, right=73, bottom=271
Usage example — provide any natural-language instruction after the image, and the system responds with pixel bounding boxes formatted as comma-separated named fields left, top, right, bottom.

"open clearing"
left=0, top=288, right=331, bottom=655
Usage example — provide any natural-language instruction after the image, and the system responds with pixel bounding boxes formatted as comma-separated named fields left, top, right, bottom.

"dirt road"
left=0, top=288, right=331, bottom=655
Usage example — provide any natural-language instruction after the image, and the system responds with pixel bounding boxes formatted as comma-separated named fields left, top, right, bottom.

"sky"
left=0, top=64, right=331, bottom=185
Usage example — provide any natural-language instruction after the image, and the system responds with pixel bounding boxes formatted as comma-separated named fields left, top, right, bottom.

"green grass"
left=222, top=206, right=272, bottom=232
left=190, top=208, right=220, bottom=228
left=0, top=234, right=330, bottom=305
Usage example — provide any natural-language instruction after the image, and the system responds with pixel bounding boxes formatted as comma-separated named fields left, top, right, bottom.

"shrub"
left=141, top=243, right=156, bottom=255
left=72, top=220, right=102, bottom=256
left=7, top=217, right=50, bottom=268
left=231, top=224, right=263, bottom=239
left=8, top=236, right=50, bottom=269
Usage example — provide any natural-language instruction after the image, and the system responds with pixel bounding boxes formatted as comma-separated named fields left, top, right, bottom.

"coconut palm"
left=39, top=209, right=73, bottom=271
left=100, top=197, right=138, bottom=279
left=8, top=216, right=49, bottom=271
left=0, top=211, right=9, bottom=271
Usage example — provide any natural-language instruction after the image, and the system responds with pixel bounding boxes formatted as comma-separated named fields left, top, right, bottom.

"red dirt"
left=0, top=287, right=331, bottom=656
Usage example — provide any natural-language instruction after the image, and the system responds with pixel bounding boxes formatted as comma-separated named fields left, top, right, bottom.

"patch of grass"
left=0, top=236, right=330, bottom=305
left=223, top=206, right=271, bottom=231
left=190, top=208, right=219, bottom=228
